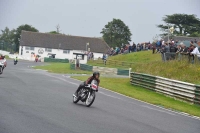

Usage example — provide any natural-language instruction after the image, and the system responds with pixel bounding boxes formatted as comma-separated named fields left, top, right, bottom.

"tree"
left=14, top=24, right=38, bottom=51
left=101, top=19, right=132, bottom=47
left=49, top=31, right=60, bottom=34
left=188, top=32, right=200, bottom=37
left=0, top=27, right=15, bottom=43
left=0, top=27, right=16, bottom=51
left=157, top=14, right=200, bottom=36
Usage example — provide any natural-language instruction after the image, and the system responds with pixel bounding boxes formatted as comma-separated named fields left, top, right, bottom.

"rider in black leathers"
left=74, top=72, right=100, bottom=96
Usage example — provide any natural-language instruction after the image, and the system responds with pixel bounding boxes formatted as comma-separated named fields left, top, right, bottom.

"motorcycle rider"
left=74, top=72, right=100, bottom=97
left=14, top=57, right=18, bottom=62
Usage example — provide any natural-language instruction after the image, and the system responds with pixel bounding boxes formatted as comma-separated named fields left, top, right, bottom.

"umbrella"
left=177, top=41, right=198, bottom=47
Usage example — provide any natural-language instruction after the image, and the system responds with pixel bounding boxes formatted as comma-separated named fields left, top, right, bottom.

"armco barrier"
left=117, top=69, right=130, bottom=76
left=70, top=64, right=75, bottom=70
left=80, top=64, right=93, bottom=71
left=130, top=72, right=200, bottom=105
left=44, top=58, right=69, bottom=63
left=72, top=64, right=130, bottom=76
left=93, top=66, right=117, bottom=75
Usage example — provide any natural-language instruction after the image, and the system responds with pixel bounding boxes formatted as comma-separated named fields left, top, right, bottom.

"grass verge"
left=34, top=63, right=91, bottom=74
left=72, top=76, right=200, bottom=117
left=88, top=51, right=200, bottom=84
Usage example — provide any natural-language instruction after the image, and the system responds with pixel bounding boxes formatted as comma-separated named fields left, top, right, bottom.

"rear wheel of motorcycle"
left=85, top=92, right=96, bottom=107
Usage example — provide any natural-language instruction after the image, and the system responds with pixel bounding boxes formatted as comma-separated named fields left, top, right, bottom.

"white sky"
left=0, top=0, right=200, bottom=43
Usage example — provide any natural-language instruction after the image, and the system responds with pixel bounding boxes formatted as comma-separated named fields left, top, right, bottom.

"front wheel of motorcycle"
left=73, top=94, right=80, bottom=103
left=85, top=91, right=96, bottom=107
left=0, top=67, right=3, bottom=75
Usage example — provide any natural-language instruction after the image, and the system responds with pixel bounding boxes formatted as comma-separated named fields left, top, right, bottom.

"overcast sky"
left=0, top=0, right=200, bottom=43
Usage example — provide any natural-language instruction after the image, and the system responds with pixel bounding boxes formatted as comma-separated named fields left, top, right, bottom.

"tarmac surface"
left=0, top=60, right=199, bottom=133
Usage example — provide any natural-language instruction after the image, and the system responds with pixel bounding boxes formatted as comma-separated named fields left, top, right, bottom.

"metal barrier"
left=80, top=64, right=93, bottom=71
left=130, top=72, right=200, bottom=105
left=44, top=58, right=69, bottom=63
left=70, top=63, right=131, bottom=76
left=70, top=63, right=75, bottom=70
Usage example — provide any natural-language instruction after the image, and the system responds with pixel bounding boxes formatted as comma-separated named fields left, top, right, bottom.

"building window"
left=63, top=50, right=70, bottom=54
left=25, top=47, right=30, bottom=50
left=25, top=46, right=34, bottom=51
left=30, top=47, right=34, bottom=50
left=45, top=48, right=52, bottom=52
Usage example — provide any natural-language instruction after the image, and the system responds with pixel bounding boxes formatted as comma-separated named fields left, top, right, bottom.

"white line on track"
left=141, top=105, right=175, bottom=115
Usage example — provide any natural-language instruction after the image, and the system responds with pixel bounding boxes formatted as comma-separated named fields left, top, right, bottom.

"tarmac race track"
left=0, top=60, right=199, bottom=133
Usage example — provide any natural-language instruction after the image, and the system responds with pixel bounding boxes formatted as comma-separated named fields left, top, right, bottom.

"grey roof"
left=163, top=36, right=200, bottom=42
left=20, top=31, right=110, bottom=53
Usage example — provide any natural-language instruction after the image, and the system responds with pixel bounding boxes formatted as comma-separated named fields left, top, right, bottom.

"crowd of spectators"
left=107, top=42, right=153, bottom=56
left=155, top=39, right=200, bottom=62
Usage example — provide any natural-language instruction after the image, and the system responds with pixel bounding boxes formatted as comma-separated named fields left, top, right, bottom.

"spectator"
left=181, top=45, right=188, bottom=53
left=176, top=45, right=182, bottom=54
left=137, top=43, right=140, bottom=51
left=143, top=43, right=146, bottom=50
left=188, top=44, right=195, bottom=63
left=169, top=43, right=177, bottom=60
left=161, top=39, right=165, bottom=46
left=132, top=43, right=136, bottom=52
left=91, top=53, right=94, bottom=60
left=191, top=41, right=200, bottom=61
left=160, top=44, right=167, bottom=61
left=120, top=48, right=124, bottom=54
left=165, top=43, right=170, bottom=53
left=102, top=54, right=107, bottom=65
left=156, top=40, right=161, bottom=53
left=152, top=44, right=156, bottom=54
left=128, top=44, right=132, bottom=53
left=170, top=43, right=177, bottom=53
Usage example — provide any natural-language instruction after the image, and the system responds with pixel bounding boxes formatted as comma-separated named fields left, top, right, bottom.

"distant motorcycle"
left=14, top=60, right=18, bottom=65
left=0, top=59, right=5, bottom=75
left=73, top=80, right=98, bottom=107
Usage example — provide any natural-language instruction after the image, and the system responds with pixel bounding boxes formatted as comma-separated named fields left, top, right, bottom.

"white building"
left=19, top=31, right=109, bottom=63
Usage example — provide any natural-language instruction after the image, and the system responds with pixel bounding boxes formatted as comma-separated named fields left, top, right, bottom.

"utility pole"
left=56, top=24, right=61, bottom=33
left=168, top=24, right=169, bottom=44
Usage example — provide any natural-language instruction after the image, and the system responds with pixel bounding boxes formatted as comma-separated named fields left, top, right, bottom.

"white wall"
left=93, top=52, right=103, bottom=60
left=19, top=46, right=104, bottom=60
left=19, top=46, right=73, bottom=60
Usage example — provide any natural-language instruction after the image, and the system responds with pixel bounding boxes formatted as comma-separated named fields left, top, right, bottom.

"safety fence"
left=130, top=72, right=200, bottom=105
left=70, top=63, right=131, bottom=76
left=80, top=64, right=93, bottom=71
left=44, top=58, right=69, bottom=63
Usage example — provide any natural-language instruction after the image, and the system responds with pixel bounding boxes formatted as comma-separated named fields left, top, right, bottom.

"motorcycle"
left=73, top=80, right=98, bottom=107
left=0, top=60, right=5, bottom=75
left=14, top=60, right=18, bottom=65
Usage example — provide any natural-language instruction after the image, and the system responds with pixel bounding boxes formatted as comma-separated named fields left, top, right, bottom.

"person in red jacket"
left=74, top=72, right=100, bottom=96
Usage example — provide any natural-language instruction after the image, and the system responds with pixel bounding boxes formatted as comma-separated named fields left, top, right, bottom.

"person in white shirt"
left=191, top=41, right=200, bottom=60
left=162, top=40, right=165, bottom=46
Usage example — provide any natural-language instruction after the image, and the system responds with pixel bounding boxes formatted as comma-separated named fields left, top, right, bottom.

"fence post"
left=129, top=68, right=132, bottom=78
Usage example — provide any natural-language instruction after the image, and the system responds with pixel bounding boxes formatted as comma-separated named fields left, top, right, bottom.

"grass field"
left=72, top=76, right=200, bottom=117
left=34, top=63, right=91, bottom=74
left=89, top=51, right=200, bottom=84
